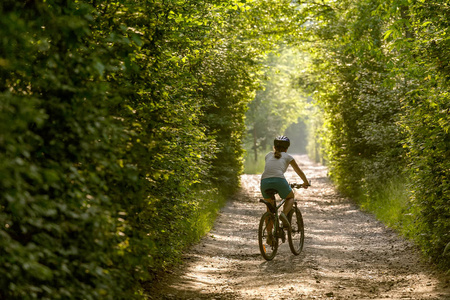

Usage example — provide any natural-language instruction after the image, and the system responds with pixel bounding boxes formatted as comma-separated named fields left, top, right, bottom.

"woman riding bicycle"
left=260, top=135, right=310, bottom=245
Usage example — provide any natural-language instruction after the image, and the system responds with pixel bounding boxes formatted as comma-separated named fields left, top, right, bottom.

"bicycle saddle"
left=264, top=189, right=278, bottom=196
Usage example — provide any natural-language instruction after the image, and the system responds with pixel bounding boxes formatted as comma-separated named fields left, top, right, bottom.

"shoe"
left=266, top=234, right=275, bottom=246
left=280, top=212, right=290, bottom=228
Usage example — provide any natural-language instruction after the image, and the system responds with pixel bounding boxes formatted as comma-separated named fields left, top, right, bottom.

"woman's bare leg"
left=283, top=191, right=295, bottom=215
left=265, top=197, right=275, bottom=236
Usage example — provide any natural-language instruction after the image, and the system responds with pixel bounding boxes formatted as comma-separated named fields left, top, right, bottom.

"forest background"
left=1, top=0, right=449, bottom=299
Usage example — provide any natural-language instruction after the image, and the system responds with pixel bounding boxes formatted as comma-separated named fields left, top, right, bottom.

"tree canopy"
left=245, top=48, right=309, bottom=161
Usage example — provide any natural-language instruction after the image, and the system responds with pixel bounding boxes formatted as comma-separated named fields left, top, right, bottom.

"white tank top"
left=261, top=152, right=294, bottom=180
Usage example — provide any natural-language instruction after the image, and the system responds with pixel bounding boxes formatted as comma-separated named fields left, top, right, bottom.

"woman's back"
left=261, top=152, right=294, bottom=180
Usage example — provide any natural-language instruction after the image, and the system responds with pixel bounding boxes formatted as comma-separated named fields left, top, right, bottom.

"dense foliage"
left=296, top=0, right=449, bottom=269
left=0, top=0, right=297, bottom=298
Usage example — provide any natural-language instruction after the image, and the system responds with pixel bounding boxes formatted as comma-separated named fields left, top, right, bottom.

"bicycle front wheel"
left=287, top=206, right=304, bottom=255
left=258, top=212, right=279, bottom=260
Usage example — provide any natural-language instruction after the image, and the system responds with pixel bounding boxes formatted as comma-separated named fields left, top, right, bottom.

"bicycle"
left=258, top=183, right=307, bottom=261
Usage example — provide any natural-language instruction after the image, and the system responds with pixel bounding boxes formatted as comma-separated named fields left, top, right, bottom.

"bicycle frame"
left=259, top=197, right=286, bottom=214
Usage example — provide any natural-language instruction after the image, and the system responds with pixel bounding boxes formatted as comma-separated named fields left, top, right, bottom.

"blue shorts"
left=260, top=177, right=292, bottom=199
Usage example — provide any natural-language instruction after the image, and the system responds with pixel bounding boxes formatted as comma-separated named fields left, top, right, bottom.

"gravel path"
left=149, top=155, right=449, bottom=300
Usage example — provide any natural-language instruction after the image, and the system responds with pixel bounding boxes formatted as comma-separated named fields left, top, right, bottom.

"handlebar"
left=290, top=181, right=311, bottom=189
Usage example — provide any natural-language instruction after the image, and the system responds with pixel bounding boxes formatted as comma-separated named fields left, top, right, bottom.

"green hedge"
left=1, top=1, right=133, bottom=298
left=298, top=0, right=450, bottom=270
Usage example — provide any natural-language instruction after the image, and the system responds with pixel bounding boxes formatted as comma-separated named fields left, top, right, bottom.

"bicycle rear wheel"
left=287, top=206, right=304, bottom=255
left=258, top=212, right=279, bottom=260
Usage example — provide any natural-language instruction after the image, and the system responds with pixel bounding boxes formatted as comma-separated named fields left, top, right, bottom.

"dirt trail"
left=149, top=155, right=449, bottom=300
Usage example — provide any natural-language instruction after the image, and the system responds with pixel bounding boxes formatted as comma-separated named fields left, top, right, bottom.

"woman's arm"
left=290, top=160, right=310, bottom=188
